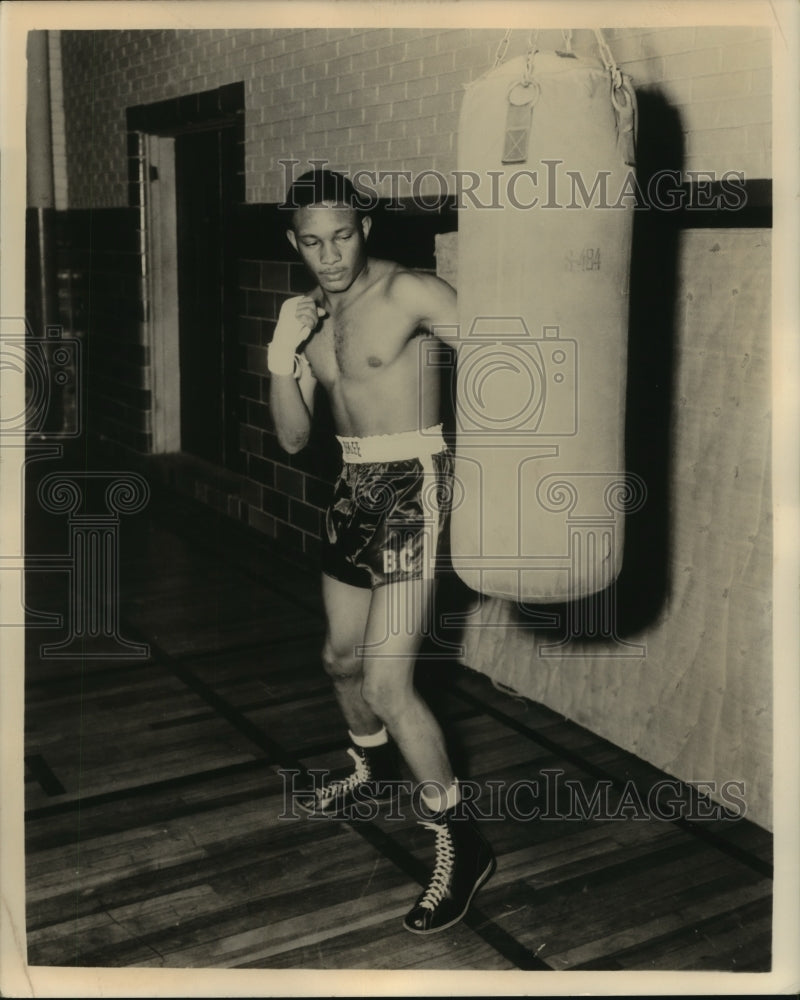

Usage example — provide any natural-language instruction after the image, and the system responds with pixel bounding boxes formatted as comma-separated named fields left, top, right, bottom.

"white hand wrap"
left=268, top=295, right=312, bottom=376
left=266, top=343, right=299, bottom=377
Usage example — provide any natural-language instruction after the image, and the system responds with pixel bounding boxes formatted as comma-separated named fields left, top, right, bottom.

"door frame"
left=144, top=133, right=181, bottom=454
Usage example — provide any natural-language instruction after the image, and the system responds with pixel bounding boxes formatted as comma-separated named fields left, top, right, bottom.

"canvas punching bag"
left=447, top=38, right=641, bottom=603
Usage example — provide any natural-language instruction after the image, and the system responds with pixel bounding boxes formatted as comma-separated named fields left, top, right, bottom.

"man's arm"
left=268, top=296, right=321, bottom=454
left=269, top=355, right=316, bottom=454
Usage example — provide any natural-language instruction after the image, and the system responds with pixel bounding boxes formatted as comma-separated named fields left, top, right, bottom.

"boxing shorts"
left=322, top=424, right=454, bottom=589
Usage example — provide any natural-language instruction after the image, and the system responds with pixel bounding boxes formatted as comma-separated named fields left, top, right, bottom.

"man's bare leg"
left=359, top=577, right=454, bottom=801
left=294, top=573, right=400, bottom=817
left=320, top=572, right=379, bottom=735
left=359, top=576, right=494, bottom=934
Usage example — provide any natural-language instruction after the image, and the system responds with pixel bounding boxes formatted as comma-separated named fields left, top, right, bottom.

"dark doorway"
left=127, top=83, right=244, bottom=471
left=175, top=124, right=239, bottom=467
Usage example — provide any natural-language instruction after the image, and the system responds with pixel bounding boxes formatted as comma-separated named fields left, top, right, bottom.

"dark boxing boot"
left=403, top=807, right=495, bottom=934
left=295, top=739, right=401, bottom=818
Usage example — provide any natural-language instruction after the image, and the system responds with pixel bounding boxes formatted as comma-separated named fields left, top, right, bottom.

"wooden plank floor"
left=24, top=467, right=773, bottom=971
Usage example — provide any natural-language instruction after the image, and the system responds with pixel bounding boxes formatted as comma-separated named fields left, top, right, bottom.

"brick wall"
left=61, top=26, right=771, bottom=210
left=237, top=253, right=335, bottom=559
left=605, top=26, right=771, bottom=178
left=54, top=208, right=151, bottom=452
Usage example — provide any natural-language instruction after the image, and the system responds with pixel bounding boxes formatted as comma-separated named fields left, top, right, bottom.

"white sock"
left=421, top=778, right=460, bottom=814
left=349, top=726, right=388, bottom=749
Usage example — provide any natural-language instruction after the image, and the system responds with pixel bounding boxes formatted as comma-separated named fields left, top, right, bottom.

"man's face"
left=287, top=203, right=371, bottom=293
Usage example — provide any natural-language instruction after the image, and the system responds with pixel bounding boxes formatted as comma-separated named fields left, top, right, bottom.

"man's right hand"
left=268, top=296, right=325, bottom=375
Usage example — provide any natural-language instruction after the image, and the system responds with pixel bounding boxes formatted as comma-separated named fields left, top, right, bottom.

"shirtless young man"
left=269, top=168, right=494, bottom=934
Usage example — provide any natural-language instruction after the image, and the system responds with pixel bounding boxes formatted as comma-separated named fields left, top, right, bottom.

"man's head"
left=282, top=168, right=371, bottom=293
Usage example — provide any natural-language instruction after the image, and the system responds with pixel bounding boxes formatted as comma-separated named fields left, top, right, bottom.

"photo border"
left=1, top=1, right=797, bottom=996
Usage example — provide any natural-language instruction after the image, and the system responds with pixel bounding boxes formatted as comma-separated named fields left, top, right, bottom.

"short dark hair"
left=280, top=168, right=362, bottom=216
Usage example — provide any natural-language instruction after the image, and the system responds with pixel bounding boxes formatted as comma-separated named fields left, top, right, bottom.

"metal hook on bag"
left=502, top=58, right=541, bottom=164
left=508, top=77, right=541, bottom=108
left=611, top=79, right=632, bottom=113
left=610, top=73, right=638, bottom=167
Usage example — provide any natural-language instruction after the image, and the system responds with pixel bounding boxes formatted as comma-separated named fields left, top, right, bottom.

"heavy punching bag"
left=448, top=33, right=640, bottom=604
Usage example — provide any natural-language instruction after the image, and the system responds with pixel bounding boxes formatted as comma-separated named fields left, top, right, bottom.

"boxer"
left=269, top=168, right=494, bottom=934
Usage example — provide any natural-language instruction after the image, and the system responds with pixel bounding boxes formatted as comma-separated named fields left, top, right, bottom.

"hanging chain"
left=593, top=27, right=616, bottom=69
left=521, top=28, right=540, bottom=84
left=594, top=27, right=622, bottom=87
left=493, top=29, right=512, bottom=67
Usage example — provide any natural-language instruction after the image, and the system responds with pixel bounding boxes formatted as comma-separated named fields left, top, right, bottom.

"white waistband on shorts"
left=336, top=424, right=447, bottom=463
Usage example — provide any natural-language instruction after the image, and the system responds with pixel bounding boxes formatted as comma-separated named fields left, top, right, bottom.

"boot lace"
left=316, top=747, right=369, bottom=805
left=417, top=821, right=455, bottom=910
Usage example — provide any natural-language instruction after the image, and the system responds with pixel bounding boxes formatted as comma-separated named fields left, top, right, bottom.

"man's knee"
left=322, top=639, right=361, bottom=683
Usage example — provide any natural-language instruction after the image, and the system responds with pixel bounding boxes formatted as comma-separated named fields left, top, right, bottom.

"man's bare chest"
left=305, top=302, right=418, bottom=382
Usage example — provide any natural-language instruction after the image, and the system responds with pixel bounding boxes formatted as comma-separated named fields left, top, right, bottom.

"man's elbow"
left=277, top=431, right=309, bottom=455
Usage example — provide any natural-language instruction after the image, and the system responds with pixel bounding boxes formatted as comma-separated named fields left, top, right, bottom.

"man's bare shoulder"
left=383, top=266, right=457, bottom=329
left=384, top=265, right=453, bottom=295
